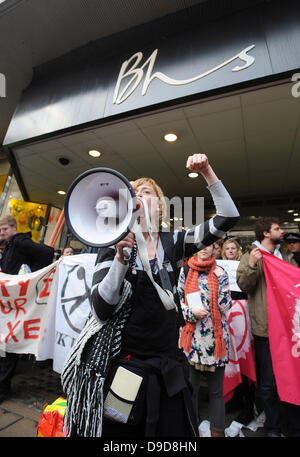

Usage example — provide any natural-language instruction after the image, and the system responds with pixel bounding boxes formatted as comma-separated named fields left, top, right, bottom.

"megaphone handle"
left=123, top=247, right=131, bottom=261
left=123, top=244, right=137, bottom=270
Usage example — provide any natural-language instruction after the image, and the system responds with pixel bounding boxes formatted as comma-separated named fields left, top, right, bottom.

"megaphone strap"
left=137, top=197, right=163, bottom=271
left=132, top=221, right=176, bottom=311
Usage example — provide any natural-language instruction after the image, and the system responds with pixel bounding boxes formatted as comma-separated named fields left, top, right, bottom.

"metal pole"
left=39, top=204, right=51, bottom=244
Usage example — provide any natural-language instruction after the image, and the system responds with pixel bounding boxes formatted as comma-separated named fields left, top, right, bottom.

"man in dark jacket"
left=0, top=215, right=54, bottom=402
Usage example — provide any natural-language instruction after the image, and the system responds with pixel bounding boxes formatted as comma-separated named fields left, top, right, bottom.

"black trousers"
left=254, top=335, right=300, bottom=436
left=0, top=352, right=18, bottom=393
left=102, top=379, right=196, bottom=437
left=189, top=365, right=225, bottom=431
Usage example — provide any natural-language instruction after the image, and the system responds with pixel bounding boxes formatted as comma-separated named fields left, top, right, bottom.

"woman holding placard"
left=178, top=244, right=232, bottom=437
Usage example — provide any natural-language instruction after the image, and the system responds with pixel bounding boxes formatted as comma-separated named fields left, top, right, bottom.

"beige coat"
left=236, top=244, right=297, bottom=337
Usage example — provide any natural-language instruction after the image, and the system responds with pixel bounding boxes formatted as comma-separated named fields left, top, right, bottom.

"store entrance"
left=6, top=78, right=300, bottom=249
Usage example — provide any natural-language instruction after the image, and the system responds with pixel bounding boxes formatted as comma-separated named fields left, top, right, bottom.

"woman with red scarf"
left=178, top=244, right=232, bottom=437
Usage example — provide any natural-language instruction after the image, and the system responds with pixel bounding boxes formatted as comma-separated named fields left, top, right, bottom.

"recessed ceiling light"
left=293, top=213, right=299, bottom=216
left=164, top=133, right=178, bottom=142
left=188, top=172, right=199, bottom=178
left=294, top=217, right=300, bottom=222
left=57, top=190, right=66, bottom=195
left=88, top=149, right=101, bottom=157
left=287, top=209, right=294, bottom=213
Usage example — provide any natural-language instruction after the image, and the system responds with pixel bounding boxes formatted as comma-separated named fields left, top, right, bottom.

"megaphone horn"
left=64, top=168, right=138, bottom=247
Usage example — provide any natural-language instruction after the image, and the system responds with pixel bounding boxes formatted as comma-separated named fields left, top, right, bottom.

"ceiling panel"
left=183, top=94, right=241, bottom=118
left=141, top=118, right=197, bottom=147
left=202, top=138, right=247, bottom=171
left=243, top=97, right=300, bottom=136
left=248, top=170, right=285, bottom=194
left=38, top=149, right=90, bottom=170
left=241, top=82, right=294, bottom=106
left=134, top=109, right=187, bottom=129
left=92, top=121, right=138, bottom=139
left=292, top=120, right=300, bottom=149
left=246, top=129, right=295, bottom=173
left=188, top=108, right=243, bottom=144
left=21, top=139, right=64, bottom=155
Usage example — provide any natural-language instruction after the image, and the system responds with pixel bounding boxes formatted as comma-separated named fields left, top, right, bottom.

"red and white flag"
left=261, top=250, right=300, bottom=406
left=223, top=299, right=256, bottom=402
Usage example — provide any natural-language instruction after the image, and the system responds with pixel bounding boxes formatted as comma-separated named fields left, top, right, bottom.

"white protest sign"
left=216, top=260, right=241, bottom=292
left=0, top=261, right=59, bottom=355
left=37, top=254, right=97, bottom=373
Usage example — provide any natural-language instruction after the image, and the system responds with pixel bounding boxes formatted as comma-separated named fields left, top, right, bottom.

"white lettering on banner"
left=56, top=331, right=77, bottom=348
left=292, top=299, right=300, bottom=358
left=113, top=44, right=255, bottom=104
left=292, top=333, right=300, bottom=358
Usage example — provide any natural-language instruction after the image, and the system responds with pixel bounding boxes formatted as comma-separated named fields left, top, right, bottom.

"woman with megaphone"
left=62, top=154, right=240, bottom=437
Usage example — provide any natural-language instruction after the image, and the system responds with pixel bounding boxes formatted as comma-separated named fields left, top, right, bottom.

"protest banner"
left=223, top=299, right=256, bottom=401
left=216, top=259, right=241, bottom=292
left=37, top=254, right=96, bottom=373
left=215, top=260, right=256, bottom=399
left=261, top=250, right=300, bottom=406
left=0, top=261, right=58, bottom=356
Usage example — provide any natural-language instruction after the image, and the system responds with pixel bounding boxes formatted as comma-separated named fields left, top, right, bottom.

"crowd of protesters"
left=0, top=154, right=300, bottom=438
left=211, top=221, right=300, bottom=437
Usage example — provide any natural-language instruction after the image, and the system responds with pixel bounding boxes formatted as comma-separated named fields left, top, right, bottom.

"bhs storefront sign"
left=113, top=44, right=255, bottom=105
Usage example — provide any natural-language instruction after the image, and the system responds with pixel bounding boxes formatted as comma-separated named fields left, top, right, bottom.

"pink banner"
left=261, top=250, right=300, bottom=406
left=223, top=299, right=256, bottom=402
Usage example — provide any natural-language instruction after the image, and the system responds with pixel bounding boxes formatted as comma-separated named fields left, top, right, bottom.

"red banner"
left=261, top=250, right=300, bottom=406
left=223, top=299, right=256, bottom=401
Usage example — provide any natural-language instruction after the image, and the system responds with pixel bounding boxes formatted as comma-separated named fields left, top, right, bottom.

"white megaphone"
left=65, top=167, right=177, bottom=311
left=64, top=168, right=139, bottom=247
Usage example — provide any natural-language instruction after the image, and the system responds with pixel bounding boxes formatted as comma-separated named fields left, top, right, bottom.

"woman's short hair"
left=221, top=238, right=242, bottom=261
left=131, top=177, right=167, bottom=226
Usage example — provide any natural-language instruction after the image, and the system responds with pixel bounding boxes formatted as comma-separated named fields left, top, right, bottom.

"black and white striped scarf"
left=61, top=279, right=132, bottom=437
